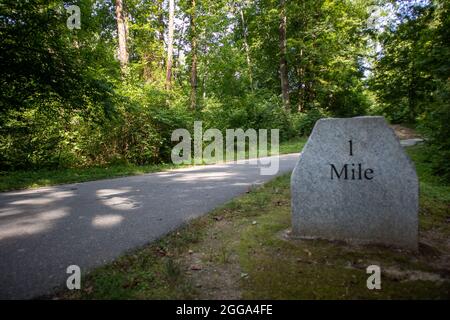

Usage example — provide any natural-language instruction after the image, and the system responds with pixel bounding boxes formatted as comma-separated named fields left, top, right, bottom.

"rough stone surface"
left=291, top=116, right=419, bottom=250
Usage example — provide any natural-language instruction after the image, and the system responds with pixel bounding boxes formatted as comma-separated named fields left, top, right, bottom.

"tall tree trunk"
left=174, top=22, right=185, bottom=85
left=297, top=49, right=304, bottom=112
left=115, top=0, right=128, bottom=74
left=279, top=0, right=289, bottom=110
left=297, top=0, right=306, bottom=112
left=158, top=0, right=165, bottom=68
left=408, top=33, right=418, bottom=122
left=239, top=7, right=253, bottom=91
left=165, top=0, right=175, bottom=89
left=190, top=0, right=198, bottom=110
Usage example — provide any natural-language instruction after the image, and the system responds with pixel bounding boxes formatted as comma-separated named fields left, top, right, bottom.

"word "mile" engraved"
left=330, top=140, right=374, bottom=180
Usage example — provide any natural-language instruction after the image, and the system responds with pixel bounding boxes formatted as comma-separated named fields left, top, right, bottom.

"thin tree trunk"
left=202, top=53, right=208, bottom=99
left=115, top=0, right=128, bottom=74
left=166, top=0, right=175, bottom=89
left=297, top=49, right=304, bottom=112
left=279, top=0, right=289, bottom=110
left=190, top=0, right=198, bottom=110
left=158, top=0, right=165, bottom=69
left=297, top=0, right=306, bottom=112
left=408, top=32, right=418, bottom=122
left=239, top=8, right=253, bottom=91
left=174, top=22, right=185, bottom=85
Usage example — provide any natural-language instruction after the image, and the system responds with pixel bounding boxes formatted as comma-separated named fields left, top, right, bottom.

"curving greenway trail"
left=0, top=139, right=421, bottom=299
left=0, top=154, right=299, bottom=299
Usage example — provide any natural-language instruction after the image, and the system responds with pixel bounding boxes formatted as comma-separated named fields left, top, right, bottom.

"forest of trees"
left=0, top=0, right=448, bottom=179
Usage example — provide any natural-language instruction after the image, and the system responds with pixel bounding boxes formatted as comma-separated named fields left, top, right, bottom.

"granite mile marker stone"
left=291, top=116, right=419, bottom=250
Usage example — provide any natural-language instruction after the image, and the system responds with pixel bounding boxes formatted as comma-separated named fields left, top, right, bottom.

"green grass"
left=56, top=144, right=450, bottom=300
left=407, top=145, right=450, bottom=235
left=0, top=137, right=308, bottom=192
left=0, top=163, right=181, bottom=192
left=279, top=137, right=306, bottom=154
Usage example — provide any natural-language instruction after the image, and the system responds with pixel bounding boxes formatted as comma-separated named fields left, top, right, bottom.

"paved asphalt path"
left=0, top=154, right=300, bottom=299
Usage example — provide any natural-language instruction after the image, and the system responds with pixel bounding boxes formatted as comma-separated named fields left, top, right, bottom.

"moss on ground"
left=57, top=144, right=450, bottom=300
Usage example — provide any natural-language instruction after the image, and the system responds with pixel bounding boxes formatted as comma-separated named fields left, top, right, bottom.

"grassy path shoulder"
left=0, top=137, right=306, bottom=192
left=56, top=144, right=450, bottom=300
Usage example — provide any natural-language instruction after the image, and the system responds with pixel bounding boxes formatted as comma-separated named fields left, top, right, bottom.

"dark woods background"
left=0, top=0, right=448, bottom=180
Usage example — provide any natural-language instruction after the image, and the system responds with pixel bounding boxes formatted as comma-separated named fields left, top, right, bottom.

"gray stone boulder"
left=291, top=116, right=419, bottom=250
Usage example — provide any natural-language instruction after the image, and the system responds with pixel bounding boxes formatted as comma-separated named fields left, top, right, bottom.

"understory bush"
left=0, top=83, right=193, bottom=170
left=289, top=107, right=330, bottom=137
left=418, top=81, right=450, bottom=182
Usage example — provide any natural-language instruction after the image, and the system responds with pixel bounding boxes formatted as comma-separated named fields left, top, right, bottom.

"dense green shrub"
left=289, top=108, right=330, bottom=137
left=0, top=106, right=67, bottom=170
left=418, top=81, right=450, bottom=182
left=0, top=80, right=193, bottom=170
left=201, top=92, right=293, bottom=140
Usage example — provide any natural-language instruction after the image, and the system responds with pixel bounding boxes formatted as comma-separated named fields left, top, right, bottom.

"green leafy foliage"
left=0, top=0, right=448, bottom=182
left=369, top=0, right=450, bottom=180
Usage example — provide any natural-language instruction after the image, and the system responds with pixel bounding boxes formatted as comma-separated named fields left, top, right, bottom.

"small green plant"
left=164, top=258, right=182, bottom=283
left=219, top=243, right=232, bottom=264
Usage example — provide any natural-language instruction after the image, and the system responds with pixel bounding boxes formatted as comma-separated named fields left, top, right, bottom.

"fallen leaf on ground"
left=190, top=264, right=202, bottom=271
